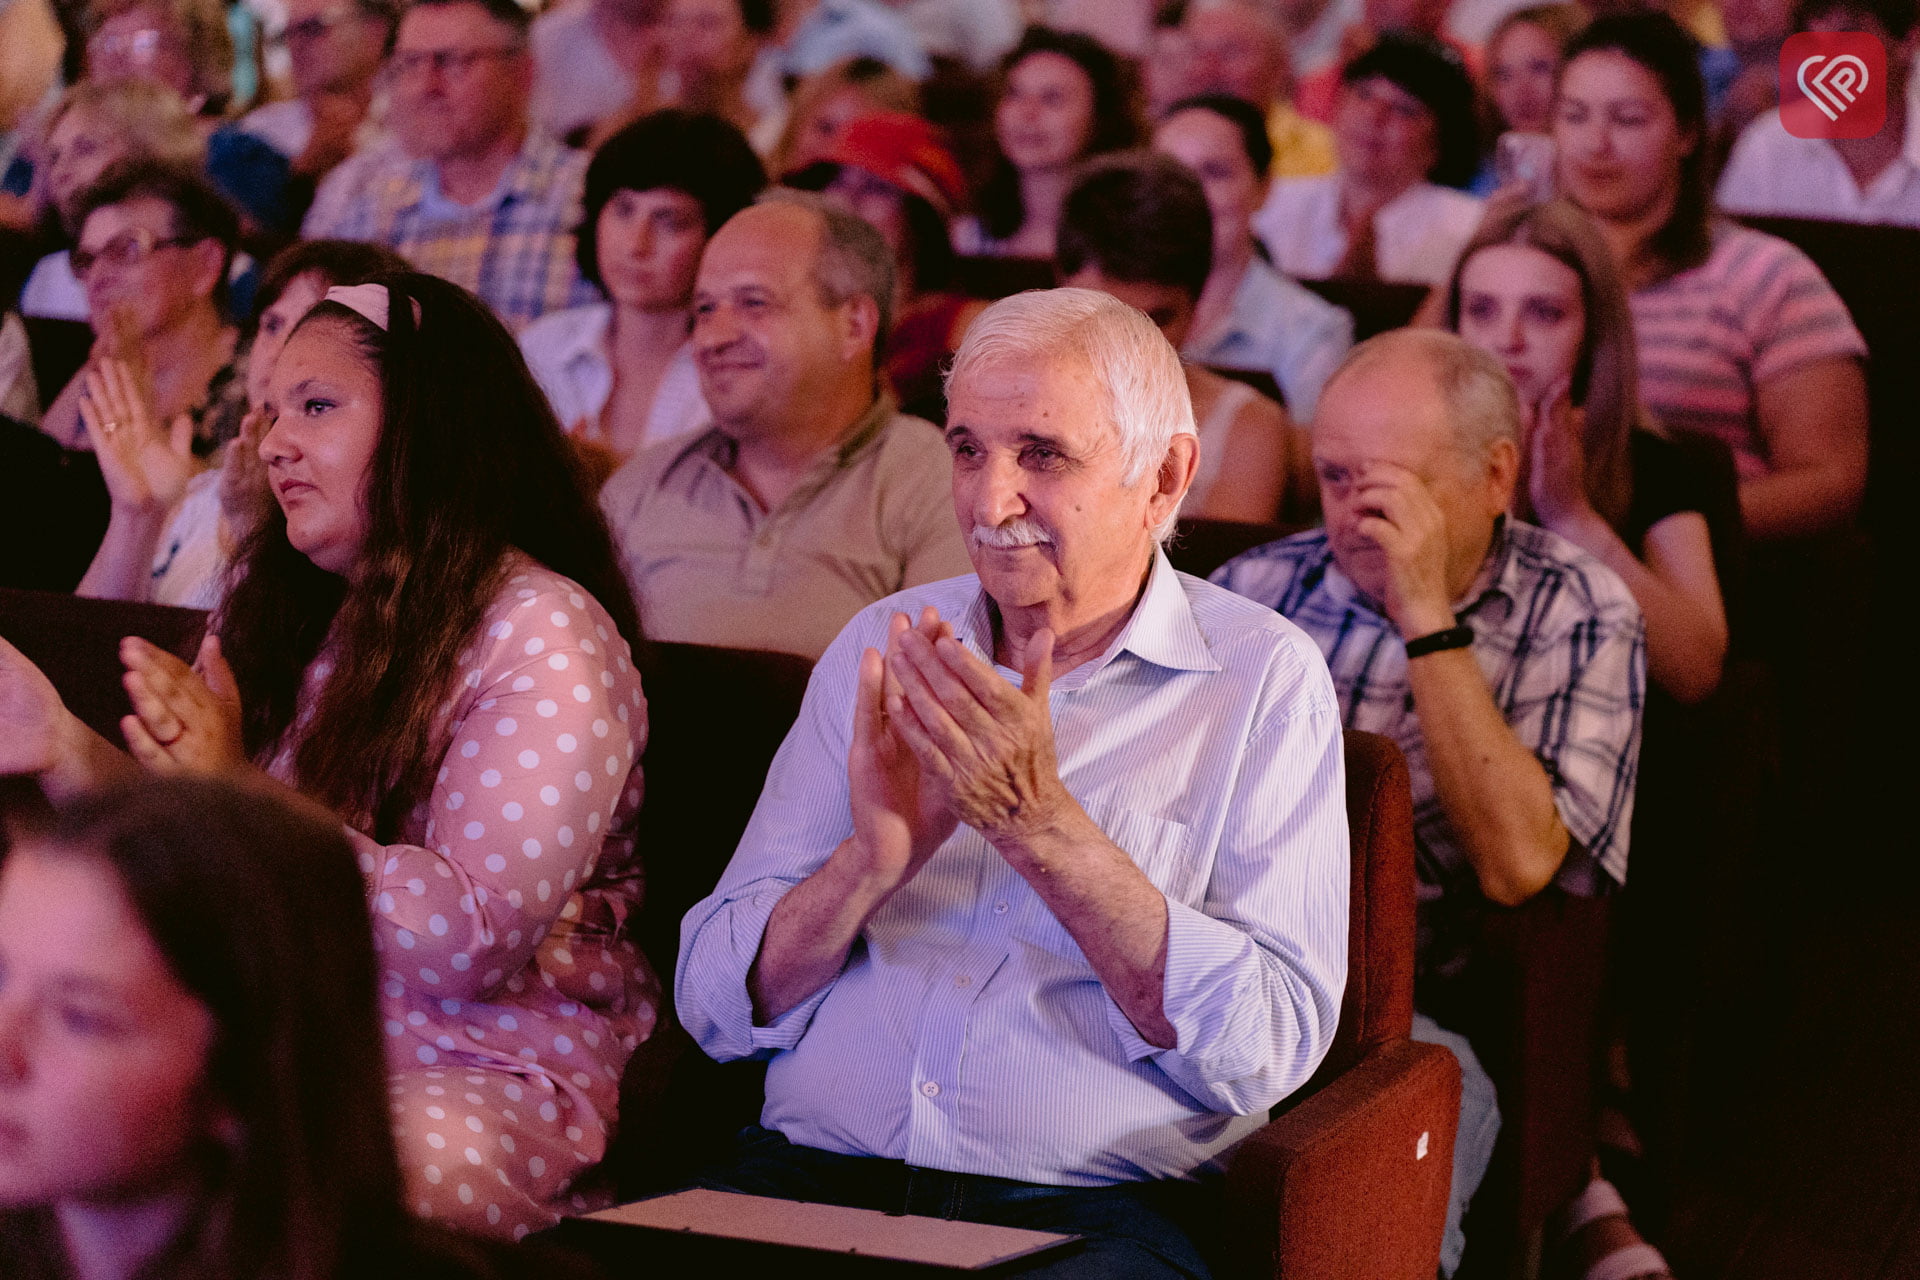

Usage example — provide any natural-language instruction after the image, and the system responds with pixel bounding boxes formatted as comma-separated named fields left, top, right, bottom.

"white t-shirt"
left=150, top=467, right=228, bottom=610
left=1254, top=175, right=1484, bottom=286
left=517, top=302, right=709, bottom=450
left=1717, top=107, right=1920, bottom=228
left=19, top=250, right=88, bottom=322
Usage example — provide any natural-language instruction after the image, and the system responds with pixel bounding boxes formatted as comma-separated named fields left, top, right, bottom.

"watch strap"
left=1404, top=624, right=1475, bottom=659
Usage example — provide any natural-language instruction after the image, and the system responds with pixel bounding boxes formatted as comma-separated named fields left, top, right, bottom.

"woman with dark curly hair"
left=950, top=26, right=1144, bottom=259
left=1255, top=32, right=1483, bottom=284
left=1, top=271, right=653, bottom=1241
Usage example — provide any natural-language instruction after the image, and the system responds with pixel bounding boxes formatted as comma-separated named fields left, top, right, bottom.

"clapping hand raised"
left=847, top=608, right=960, bottom=894
left=119, top=633, right=247, bottom=775
left=78, top=357, right=200, bottom=515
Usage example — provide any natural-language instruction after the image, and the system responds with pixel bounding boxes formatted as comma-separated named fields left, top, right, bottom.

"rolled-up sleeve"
left=1101, top=679, right=1350, bottom=1116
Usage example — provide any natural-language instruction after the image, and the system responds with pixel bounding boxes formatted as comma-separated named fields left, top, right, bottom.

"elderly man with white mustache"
left=676, top=288, right=1351, bottom=1279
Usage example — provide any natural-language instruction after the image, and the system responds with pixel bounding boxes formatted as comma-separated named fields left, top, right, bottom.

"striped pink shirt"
left=1631, top=225, right=1865, bottom=479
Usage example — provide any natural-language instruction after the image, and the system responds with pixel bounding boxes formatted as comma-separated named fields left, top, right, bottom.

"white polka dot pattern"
left=287, top=559, right=656, bottom=1239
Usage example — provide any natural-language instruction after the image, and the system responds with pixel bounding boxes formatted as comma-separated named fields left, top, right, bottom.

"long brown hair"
left=0, top=777, right=401, bottom=1280
left=216, top=272, right=643, bottom=841
left=1443, top=197, right=1640, bottom=532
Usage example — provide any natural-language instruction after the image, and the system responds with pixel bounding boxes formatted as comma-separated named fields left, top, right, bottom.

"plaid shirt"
left=1212, top=519, right=1645, bottom=978
left=306, top=131, right=594, bottom=330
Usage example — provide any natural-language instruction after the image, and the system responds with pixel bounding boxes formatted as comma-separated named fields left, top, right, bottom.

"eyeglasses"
left=386, top=45, right=520, bottom=79
left=280, top=5, right=360, bottom=44
left=71, top=228, right=200, bottom=278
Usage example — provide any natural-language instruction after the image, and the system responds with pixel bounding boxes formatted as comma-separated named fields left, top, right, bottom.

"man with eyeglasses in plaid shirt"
left=1213, top=329, right=1646, bottom=1277
left=304, top=0, right=595, bottom=330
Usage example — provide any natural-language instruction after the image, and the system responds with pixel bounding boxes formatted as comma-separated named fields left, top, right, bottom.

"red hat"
left=813, top=112, right=968, bottom=220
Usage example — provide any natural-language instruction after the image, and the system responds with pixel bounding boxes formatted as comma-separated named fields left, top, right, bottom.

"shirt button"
left=993, top=901, right=1009, bottom=914
left=953, top=974, right=972, bottom=988
left=920, top=1080, right=941, bottom=1098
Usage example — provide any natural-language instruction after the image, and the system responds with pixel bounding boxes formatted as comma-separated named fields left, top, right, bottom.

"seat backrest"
left=1165, top=517, right=1299, bottom=580
left=1308, top=729, right=1418, bottom=1088
left=951, top=254, right=1055, bottom=300
left=1203, top=364, right=1287, bottom=409
left=0, top=589, right=209, bottom=741
left=632, top=642, right=815, bottom=983
left=1297, top=279, right=1431, bottom=340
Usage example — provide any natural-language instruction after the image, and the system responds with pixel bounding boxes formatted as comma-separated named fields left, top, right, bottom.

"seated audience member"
left=1256, top=33, right=1483, bottom=285
left=304, top=0, right=595, bottom=330
left=600, top=192, right=971, bottom=659
left=0, top=778, right=604, bottom=1280
left=1177, top=0, right=1337, bottom=180
left=1717, top=0, right=1920, bottom=226
left=519, top=109, right=765, bottom=484
left=647, top=0, right=926, bottom=155
left=238, top=0, right=399, bottom=199
left=649, top=0, right=776, bottom=144
left=1212, top=329, right=1647, bottom=1278
left=17, top=82, right=204, bottom=323
left=1554, top=12, right=1870, bottom=540
left=41, top=160, right=243, bottom=462
left=1697, top=0, right=1792, bottom=150
left=1293, top=0, right=1479, bottom=123
left=1, top=271, right=656, bottom=1240
left=951, top=27, right=1144, bottom=259
left=1155, top=94, right=1356, bottom=421
left=1446, top=198, right=1727, bottom=701
left=82, top=0, right=301, bottom=236
left=530, top=0, right=664, bottom=145
left=76, top=237, right=408, bottom=608
left=784, top=109, right=980, bottom=421
left=768, top=54, right=920, bottom=179
left=1473, top=3, right=1586, bottom=192
left=678, top=287, right=1349, bottom=1278
left=1059, top=151, right=1305, bottom=525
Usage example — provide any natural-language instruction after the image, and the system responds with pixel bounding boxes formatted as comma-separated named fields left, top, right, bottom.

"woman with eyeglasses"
left=39, top=159, right=244, bottom=461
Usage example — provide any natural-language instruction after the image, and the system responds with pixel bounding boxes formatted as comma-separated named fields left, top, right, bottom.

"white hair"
left=944, top=288, right=1197, bottom=542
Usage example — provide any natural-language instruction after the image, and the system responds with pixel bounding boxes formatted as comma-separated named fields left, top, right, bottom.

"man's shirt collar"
left=952, top=547, right=1222, bottom=691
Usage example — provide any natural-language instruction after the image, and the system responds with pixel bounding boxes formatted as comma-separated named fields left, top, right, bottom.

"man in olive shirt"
left=600, top=193, right=972, bottom=659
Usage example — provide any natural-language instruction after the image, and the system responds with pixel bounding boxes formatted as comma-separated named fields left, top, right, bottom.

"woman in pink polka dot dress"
left=6, top=274, right=661, bottom=1241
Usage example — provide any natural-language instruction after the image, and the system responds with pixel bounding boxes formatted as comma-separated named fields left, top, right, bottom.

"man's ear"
left=839, top=293, right=882, bottom=363
left=1485, top=435, right=1520, bottom=513
left=1148, top=432, right=1201, bottom=528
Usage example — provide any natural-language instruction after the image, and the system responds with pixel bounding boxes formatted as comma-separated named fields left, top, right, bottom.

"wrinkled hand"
left=847, top=609, right=959, bottom=892
left=1352, top=462, right=1457, bottom=638
left=217, top=407, right=274, bottom=538
left=1525, top=380, right=1593, bottom=530
left=883, top=622, right=1072, bottom=850
left=0, top=636, right=73, bottom=776
left=79, top=358, right=200, bottom=513
left=119, top=633, right=246, bottom=775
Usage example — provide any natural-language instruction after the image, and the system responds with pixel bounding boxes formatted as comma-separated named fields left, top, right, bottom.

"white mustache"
left=970, top=519, right=1053, bottom=549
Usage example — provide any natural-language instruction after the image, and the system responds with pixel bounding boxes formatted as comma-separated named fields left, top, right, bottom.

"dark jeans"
left=695, top=1126, right=1216, bottom=1278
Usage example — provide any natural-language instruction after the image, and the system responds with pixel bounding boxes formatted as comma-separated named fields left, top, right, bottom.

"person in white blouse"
left=1255, top=32, right=1484, bottom=284
left=1716, top=0, right=1920, bottom=227
left=517, top=108, right=765, bottom=485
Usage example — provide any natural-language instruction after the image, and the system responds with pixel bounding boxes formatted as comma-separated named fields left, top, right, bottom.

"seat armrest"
left=1224, top=1038, right=1460, bottom=1280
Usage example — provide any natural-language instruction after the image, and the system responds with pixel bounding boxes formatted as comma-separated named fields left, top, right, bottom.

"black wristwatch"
left=1404, top=623, right=1475, bottom=659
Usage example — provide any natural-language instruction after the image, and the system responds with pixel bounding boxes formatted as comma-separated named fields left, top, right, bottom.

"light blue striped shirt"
left=677, top=550, right=1350, bottom=1185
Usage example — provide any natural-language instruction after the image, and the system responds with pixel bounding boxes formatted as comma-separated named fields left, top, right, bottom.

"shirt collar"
left=662, top=389, right=898, bottom=501
left=398, top=130, right=549, bottom=215
left=952, top=548, right=1221, bottom=691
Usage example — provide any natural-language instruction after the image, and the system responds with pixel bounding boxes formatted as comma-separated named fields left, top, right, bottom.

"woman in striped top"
left=1550, top=12, right=1868, bottom=541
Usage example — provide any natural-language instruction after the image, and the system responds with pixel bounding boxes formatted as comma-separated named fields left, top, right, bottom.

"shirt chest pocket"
left=1084, top=801, right=1205, bottom=908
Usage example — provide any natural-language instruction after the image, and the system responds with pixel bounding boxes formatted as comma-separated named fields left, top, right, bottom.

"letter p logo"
left=1781, top=32, right=1886, bottom=139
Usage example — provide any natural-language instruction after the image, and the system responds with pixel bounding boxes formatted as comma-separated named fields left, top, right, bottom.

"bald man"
left=599, top=192, right=971, bottom=659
